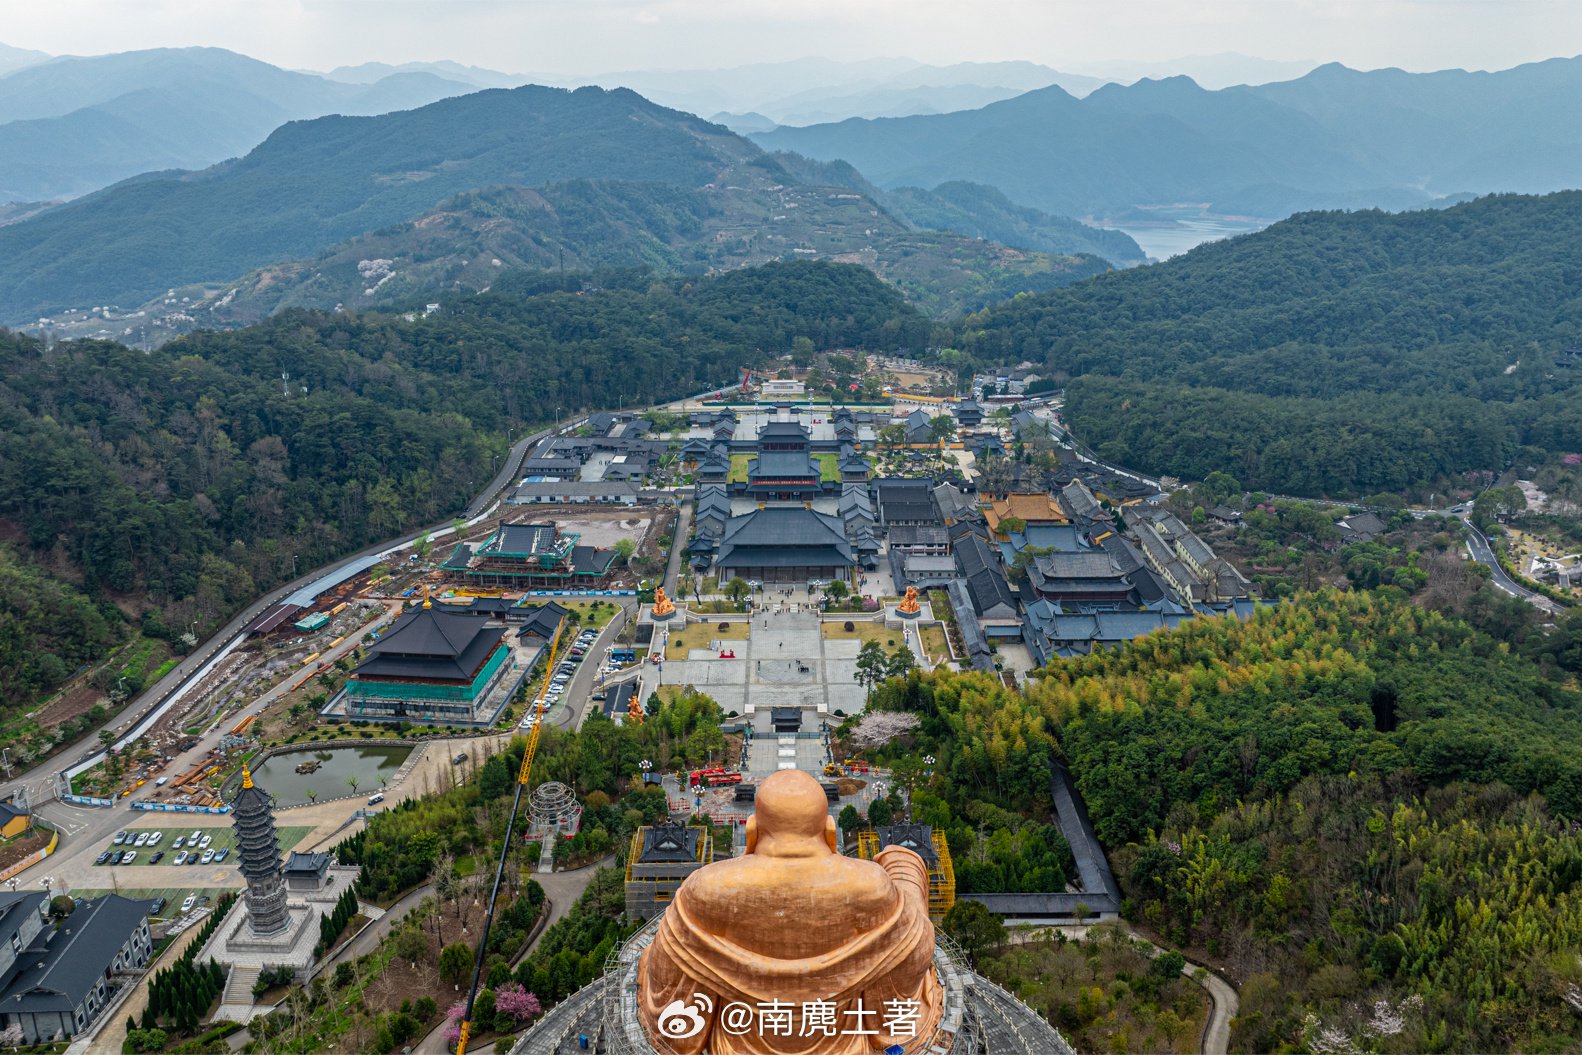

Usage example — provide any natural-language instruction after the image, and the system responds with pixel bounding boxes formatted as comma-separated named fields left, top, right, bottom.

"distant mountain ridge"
left=0, top=84, right=1132, bottom=328
left=0, top=47, right=477, bottom=201
left=752, top=55, right=1582, bottom=221
left=0, top=41, right=48, bottom=77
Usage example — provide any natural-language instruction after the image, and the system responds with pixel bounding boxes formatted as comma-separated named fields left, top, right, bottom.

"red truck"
left=688, top=767, right=744, bottom=789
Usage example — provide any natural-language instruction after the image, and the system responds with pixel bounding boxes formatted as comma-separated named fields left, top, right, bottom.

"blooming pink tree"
left=494, top=983, right=543, bottom=1025
left=443, top=1001, right=467, bottom=1045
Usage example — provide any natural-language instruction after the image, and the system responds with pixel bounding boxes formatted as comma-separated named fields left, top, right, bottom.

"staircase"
left=221, top=965, right=260, bottom=1007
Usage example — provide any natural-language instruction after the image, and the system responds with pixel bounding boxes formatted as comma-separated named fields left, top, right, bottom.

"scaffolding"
left=623, top=822, right=715, bottom=920
left=527, top=781, right=583, bottom=838
left=856, top=824, right=956, bottom=922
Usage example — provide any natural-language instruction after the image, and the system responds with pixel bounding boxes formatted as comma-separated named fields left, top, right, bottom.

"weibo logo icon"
left=657, top=993, right=714, bottom=1039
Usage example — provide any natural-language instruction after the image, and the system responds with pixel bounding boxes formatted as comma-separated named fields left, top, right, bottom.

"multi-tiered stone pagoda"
left=232, top=764, right=289, bottom=935
left=199, top=763, right=360, bottom=1012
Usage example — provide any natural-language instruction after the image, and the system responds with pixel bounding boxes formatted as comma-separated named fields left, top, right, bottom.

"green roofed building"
left=293, top=611, right=329, bottom=632
left=444, top=522, right=617, bottom=589
left=339, top=600, right=524, bottom=725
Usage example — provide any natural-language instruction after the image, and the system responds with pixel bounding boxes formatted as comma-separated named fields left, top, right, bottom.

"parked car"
left=109, top=850, right=125, bottom=865
left=173, top=851, right=188, bottom=865
left=172, top=836, right=185, bottom=849
left=95, top=851, right=111, bottom=866
left=189, top=829, right=202, bottom=844
left=188, top=853, right=201, bottom=866
left=148, top=897, right=166, bottom=914
left=367, top=792, right=385, bottom=805
left=113, top=831, right=128, bottom=845
left=121, top=851, right=137, bottom=865
left=149, top=851, right=165, bottom=864
left=180, top=894, right=196, bottom=912
left=214, top=847, right=230, bottom=863
left=196, top=834, right=211, bottom=849
left=453, top=753, right=468, bottom=765
left=200, top=849, right=215, bottom=865
left=147, top=832, right=162, bottom=846
left=133, top=832, right=150, bottom=847
left=154, top=776, right=169, bottom=786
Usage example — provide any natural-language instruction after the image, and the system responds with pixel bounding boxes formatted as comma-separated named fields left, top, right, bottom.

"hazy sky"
left=0, top=0, right=1576, bottom=76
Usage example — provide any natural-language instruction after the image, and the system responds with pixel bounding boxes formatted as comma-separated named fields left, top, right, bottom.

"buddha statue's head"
left=745, top=769, right=838, bottom=858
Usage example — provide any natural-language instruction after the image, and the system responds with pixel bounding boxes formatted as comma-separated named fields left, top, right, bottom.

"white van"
left=367, top=792, right=385, bottom=805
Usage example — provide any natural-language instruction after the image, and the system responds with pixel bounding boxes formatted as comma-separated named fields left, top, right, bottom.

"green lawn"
left=817, top=453, right=840, bottom=483
left=728, top=453, right=751, bottom=484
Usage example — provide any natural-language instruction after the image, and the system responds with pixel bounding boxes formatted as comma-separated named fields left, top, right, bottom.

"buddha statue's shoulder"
left=677, top=852, right=898, bottom=921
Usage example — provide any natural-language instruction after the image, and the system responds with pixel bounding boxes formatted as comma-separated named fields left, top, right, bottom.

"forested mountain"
left=954, top=191, right=1582, bottom=496
left=0, top=261, right=922, bottom=716
left=882, top=181, right=1146, bottom=264
left=0, top=84, right=1122, bottom=328
left=0, top=85, right=744, bottom=319
left=753, top=55, right=1582, bottom=221
left=766, top=152, right=1145, bottom=264
left=867, top=589, right=1582, bottom=1051
left=0, top=47, right=476, bottom=202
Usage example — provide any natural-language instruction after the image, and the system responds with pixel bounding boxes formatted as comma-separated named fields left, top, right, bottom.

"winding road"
left=1452, top=513, right=1564, bottom=615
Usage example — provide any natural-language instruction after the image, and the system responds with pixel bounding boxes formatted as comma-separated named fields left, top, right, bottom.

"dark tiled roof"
left=0, top=802, right=27, bottom=825
left=440, top=544, right=474, bottom=571
left=889, top=525, right=950, bottom=547
left=1034, top=552, right=1126, bottom=579
left=0, top=895, right=148, bottom=1013
left=604, top=682, right=638, bottom=718
left=571, top=546, right=617, bottom=575
left=355, top=609, right=505, bottom=681
left=283, top=851, right=331, bottom=876
left=638, top=823, right=702, bottom=864
left=717, top=508, right=853, bottom=569
left=875, top=824, right=938, bottom=867
left=490, top=524, right=559, bottom=556
left=757, top=420, right=811, bottom=440
left=954, top=535, right=1019, bottom=616
left=749, top=450, right=819, bottom=479
left=517, top=603, right=568, bottom=639
left=696, top=486, right=733, bottom=518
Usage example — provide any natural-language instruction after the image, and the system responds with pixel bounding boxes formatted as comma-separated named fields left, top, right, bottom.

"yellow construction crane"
left=455, top=615, right=567, bottom=1055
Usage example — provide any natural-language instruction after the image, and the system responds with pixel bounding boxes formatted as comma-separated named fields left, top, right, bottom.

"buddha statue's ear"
left=745, top=815, right=758, bottom=855
left=825, top=815, right=838, bottom=854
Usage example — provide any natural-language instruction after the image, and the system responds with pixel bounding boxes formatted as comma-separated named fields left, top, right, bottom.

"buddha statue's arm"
left=874, top=845, right=929, bottom=903
left=637, top=937, right=717, bottom=1055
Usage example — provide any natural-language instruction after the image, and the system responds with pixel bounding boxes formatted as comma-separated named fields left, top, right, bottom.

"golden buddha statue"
left=653, top=586, right=677, bottom=619
left=897, top=586, right=921, bottom=616
left=637, top=770, right=942, bottom=1054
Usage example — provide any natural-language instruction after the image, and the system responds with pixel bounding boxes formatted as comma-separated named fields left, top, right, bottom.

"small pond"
left=246, top=744, right=413, bottom=807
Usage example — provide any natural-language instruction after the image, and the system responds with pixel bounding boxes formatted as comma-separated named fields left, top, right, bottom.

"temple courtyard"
left=640, top=609, right=881, bottom=733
